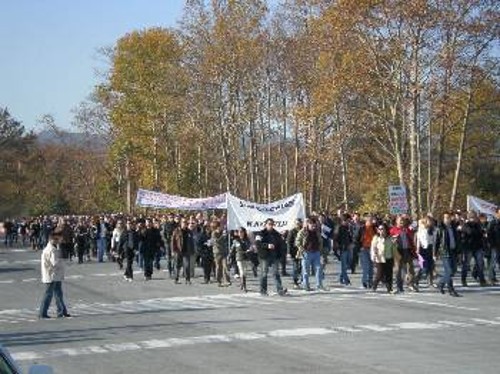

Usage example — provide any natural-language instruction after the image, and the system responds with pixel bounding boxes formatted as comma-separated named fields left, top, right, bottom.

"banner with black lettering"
left=226, top=193, right=306, bottom=232
left=135, top=189, right=227, bottom=210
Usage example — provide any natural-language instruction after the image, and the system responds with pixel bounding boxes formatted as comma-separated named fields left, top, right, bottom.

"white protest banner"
left=388, top=185, right=409, bottom=215
left=467, top=195, right=497, bottom=217
left=135, top=189, right=227, bottom=210
left=226, top=193, right=306, bottom=232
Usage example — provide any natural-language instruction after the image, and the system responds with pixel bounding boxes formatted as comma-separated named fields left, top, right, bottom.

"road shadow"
left=0, top=267, right=36, bottom=273
left=0, top=317, right=294, bottom=348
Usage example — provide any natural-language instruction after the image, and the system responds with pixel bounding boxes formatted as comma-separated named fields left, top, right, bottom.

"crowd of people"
left=2, top=207, right=500, bottom=301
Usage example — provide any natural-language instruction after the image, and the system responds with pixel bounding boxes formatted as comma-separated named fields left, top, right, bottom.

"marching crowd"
left=2, top=208, right=500, bottom=301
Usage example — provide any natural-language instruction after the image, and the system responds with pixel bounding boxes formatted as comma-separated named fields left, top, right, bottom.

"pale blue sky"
left=0, top=0, right=185, bottom=131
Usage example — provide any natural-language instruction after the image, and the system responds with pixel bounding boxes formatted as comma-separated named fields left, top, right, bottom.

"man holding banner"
left=255, top=219, right=287, bottom=296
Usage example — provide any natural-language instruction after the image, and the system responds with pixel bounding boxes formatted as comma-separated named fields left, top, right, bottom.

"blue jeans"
left=359, top=249, right=373, bottom=286
left=302, top=251, right=322, bottom=289
left=339, top=249, right=352, bottom=284
left=39, top=281, right=68, bottom=317
left=259, top=257, right=283, bottom=294
left=439, top=257, right=456, bottom=290
left=97, top=237, right=107, bottom=262
left=488, top=248, right=498, bottom=281
left=461, top=250, right=485, bottom=282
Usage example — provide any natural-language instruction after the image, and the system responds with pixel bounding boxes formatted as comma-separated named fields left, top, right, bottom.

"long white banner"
left=135, top=189, right=227, bottom=210
left=226, top=193, right=306, bottom=232
left=467, top=195, right=497, bottom=217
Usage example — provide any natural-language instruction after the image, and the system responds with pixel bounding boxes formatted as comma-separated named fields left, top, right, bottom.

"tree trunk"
left=249, top=120, right=258, bottom=201
left=197, top=145, right=203, bottom=197
left=294, top=119, right=300, bottom=193
left=426, top=117, right=433, bottom=213
left=449, top=87, right=473, bottom=211
left=339, top=141, right=349, bottom=212
left=125, top=157, right=131, bottom=214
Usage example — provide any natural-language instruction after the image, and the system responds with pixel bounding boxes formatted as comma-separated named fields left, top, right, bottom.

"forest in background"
left=1, top=0, right=499, bottom=219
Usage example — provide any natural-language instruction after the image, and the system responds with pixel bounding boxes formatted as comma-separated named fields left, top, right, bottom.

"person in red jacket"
left=390, top=216, right=418, bottom=293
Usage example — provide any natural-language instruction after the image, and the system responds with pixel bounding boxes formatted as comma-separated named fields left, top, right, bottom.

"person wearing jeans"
left=39, top=231, right=70, bottom=319
left=255, top=218, right=287, bottom=296
left=359, top=218, right=376, bottom=288
left=436, top=213, right=461, bottom=297
left=296, top=218, right=325, bottom=291
left=336, top=215, right=353, bottom=286
left=96, top=218, right=109, bottom=263
left=487, top=209, right=500, bottom=284
left=460, top=212, right=487, bottom=287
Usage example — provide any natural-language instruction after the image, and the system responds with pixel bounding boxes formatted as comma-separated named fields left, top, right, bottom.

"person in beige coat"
left=39, top=231, right=70, bottom=319
left=370, top=224, right=397, bottom=293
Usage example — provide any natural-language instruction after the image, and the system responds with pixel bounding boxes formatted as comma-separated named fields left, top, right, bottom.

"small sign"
left=388, top=185, right=409, bottom=215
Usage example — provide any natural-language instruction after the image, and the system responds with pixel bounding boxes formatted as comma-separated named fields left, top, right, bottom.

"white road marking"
left=471, top=318, right=500, bottom=325
left=386, top=296, right=480, bottom=311
left=390, top=322, right=444, bottom=330
left=13, top=318, right=497, bottom=361
left=21, top=278, right=38, bottom=283
left=357, top=324, right=396, bottom=332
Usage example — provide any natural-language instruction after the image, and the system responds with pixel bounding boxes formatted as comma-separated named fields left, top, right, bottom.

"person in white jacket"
left=39, top=231, right=70, bottom=319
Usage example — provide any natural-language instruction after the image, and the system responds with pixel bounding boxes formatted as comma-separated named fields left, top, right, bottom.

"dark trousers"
left=124, top=249, right=135, bottom=279
left=259, top=257, right=283, bottom=294
left=461, top=250, right=485, bottom=282
left=60, top=243, right=73, bottom=260
left=143, top=251, right=154, bottom=278
left=291, top=257, right=302, bottom=285
left=280, top=254, right=287, bottom=275
left=183, top=255, right=191, bottom=282
left=39, top=281, right=68, bottom=317
left=351, top=245, right=360, bottom=273
left=174, top=254, right=183, bottom=281
left=373, top=259, right=394, bottom=292
left=201, top=257, right=213, bottom=282
left=76, top=244, right=86, bottom=264
left=417, top=246, right=434, bottom=284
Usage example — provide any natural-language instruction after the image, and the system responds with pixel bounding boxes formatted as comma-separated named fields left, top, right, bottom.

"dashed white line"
left=13, top=318, right=496, bottom=362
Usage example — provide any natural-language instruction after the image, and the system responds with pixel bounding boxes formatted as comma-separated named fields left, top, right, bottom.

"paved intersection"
left=1, top=246, right=499, bottom=374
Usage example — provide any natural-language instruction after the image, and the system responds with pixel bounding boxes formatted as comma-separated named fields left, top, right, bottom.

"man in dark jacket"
left=171, top=218, right=196, bottom=284
left=161, top=214, right=177, bottom=278
left=121, top=220, right=138, bottom=281
left=487, top=207, right=500, bottom=285
left=141, top=219, right=162, bottom=281
left=255, top=219, right=287, bottom=296
left=435, top=213, right=461, bottom=297
left=460, top=212, right=487, bottom=287
left=286, top=219, right=303, bottom=288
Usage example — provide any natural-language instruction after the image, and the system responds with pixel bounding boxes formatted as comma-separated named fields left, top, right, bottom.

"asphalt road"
left=1, top=246, right=499, bottom=374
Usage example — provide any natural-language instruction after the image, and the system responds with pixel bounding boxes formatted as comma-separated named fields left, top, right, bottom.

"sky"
left=0, top=0, right=186, bottom=131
